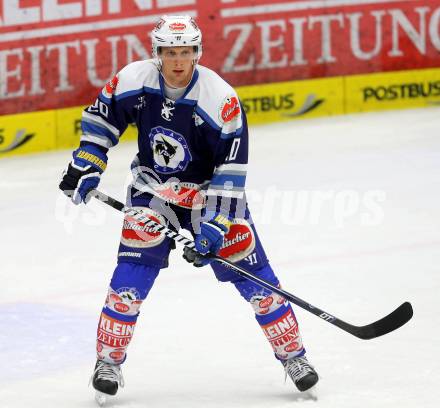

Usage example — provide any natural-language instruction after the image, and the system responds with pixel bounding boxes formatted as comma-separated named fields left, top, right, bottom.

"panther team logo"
left=149, top=126, right=192, bottom=174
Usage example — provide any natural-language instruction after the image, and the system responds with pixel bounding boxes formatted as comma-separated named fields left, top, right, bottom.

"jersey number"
left=227, top=138, right=240, bottom=161
left=88, top=99, right=109, bottom=118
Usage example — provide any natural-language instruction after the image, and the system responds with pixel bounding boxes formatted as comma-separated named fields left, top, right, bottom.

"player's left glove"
left=182, top=247, right=210, bottom=268
left=59, top=144, right=108, bottom=205
left=184, top=214, right=232, bottom=267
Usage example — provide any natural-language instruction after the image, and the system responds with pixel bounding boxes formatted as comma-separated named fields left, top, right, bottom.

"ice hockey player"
left=59, top=15, right=319, bottom=404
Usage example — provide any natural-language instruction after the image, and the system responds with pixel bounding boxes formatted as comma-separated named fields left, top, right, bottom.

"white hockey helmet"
left=151, top=15, right=202, bottom=63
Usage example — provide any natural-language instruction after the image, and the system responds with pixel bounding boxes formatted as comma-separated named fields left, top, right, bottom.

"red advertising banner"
left=1, top=0, right=440, bottom=116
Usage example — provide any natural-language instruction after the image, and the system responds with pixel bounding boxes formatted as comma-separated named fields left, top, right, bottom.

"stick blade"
left=351, top=302, right=413, bottom=340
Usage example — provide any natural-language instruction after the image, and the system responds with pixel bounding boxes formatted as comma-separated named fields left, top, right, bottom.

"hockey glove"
left=59, top=144, right=108, bottom=205
left=184, top=214, right=232, bottom=266
left=182, top=247, right=211, bottom=268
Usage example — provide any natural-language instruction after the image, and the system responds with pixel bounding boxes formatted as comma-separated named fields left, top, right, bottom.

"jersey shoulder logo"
left=219, top=95, right=241, bottom=124
left=149, top=126, right=192, bottom=174
left=102, top=75, right=118, bottom=99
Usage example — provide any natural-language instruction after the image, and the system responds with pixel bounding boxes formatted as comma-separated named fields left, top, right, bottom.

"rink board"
left=1, top=67, right=439, bottom=158
left=0, top=110, right=57, bottom=156
left=345, top=68, right=440, bottom=113
left=238, top=77, right=344, bottom=125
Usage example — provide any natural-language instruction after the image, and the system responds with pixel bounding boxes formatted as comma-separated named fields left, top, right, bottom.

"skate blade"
left=95, top=391, right=109, bottom=406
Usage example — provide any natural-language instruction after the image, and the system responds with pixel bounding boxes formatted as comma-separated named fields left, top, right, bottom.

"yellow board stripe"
left=1, top=67, right=440, bottom=158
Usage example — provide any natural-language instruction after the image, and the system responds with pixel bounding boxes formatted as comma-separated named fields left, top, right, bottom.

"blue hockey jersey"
left=80, top=59, right=248, bottom=214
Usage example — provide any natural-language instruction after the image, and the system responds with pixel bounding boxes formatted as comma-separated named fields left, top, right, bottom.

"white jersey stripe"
left=82, top=111, right=120, bottom=137
left=80, top=134, right=114, bottom=149
left=206, top=189, right=245, bottom=199
left=215, top=163, right=247, bottom=173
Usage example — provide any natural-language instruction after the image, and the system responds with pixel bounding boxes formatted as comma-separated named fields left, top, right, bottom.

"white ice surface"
left=1, top=107, right=439, bottom=407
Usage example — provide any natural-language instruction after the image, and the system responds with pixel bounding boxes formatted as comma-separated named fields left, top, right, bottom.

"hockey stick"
left=92, top=189, right=413, bottom=340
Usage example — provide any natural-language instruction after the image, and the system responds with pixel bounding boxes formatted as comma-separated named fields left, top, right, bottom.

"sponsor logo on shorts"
left=218, top=219, right=255, bottom=262
left=120, top=207, right=166, bottom=248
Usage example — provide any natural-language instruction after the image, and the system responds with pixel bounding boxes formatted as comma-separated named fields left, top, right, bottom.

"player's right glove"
left=59, top=144, right=108, bottom=205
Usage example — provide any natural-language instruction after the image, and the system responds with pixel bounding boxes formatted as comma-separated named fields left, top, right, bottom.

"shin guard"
left=251, top=292, right=305, bottom=360
left=96, top=263, right=160, bottom=364
left=96, top=288, right=142, bottom=364
left=233, top=264, right=305, bottom=360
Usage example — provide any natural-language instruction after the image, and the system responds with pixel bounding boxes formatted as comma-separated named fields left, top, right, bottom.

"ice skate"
left=282, top=355, right=319, bottom=392
left=90, top=360, right=124, bottom=406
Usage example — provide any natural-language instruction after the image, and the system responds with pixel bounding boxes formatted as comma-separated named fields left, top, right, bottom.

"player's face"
left=160, top=46, right=196, bottom=88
